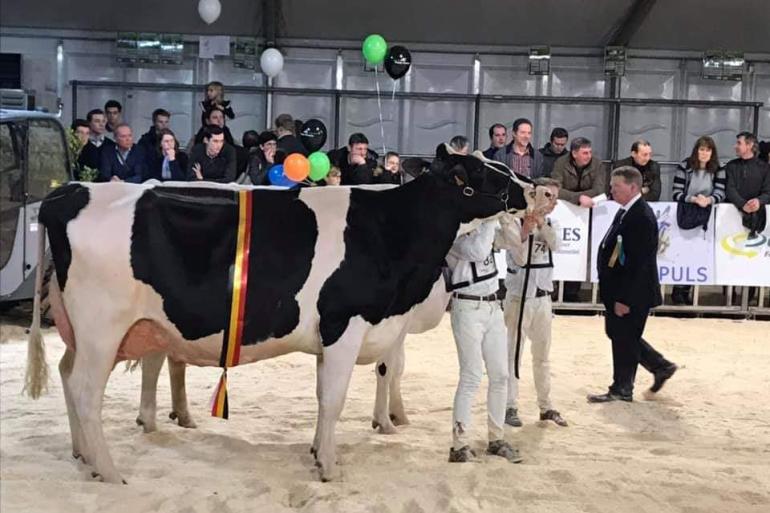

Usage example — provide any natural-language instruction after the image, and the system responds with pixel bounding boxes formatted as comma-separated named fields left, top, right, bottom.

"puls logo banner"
left=590, top=201, right=715, bottom=284
left=715, top=205, right=770, bottom=286
left=550, top=200, right=590, bottom=281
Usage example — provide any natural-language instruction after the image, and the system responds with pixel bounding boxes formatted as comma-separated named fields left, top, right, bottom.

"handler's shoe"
left=540, top=409, right=568, bottom=427
left=448, top=445, right=477, bottom=463
left=487, top=440, right=523, bottom=464
left=505, top=407, right=523, bottom=427
left=649, top=364, right=678, bottom=393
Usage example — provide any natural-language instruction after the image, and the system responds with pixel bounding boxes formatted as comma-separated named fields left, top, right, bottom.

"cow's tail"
left=24, top=224, right=50, bottom=399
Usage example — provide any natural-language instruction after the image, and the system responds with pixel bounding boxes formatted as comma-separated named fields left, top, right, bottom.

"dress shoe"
left=649, top=364, right=678, bottom=393
left=586, top=391, right=632, bottom=403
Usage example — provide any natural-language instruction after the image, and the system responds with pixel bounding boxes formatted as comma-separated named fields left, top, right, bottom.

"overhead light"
left=702, top=50, right=744, bottom=81
left=528, top=46, right=550, bottom=76
left=604, top=46, right=626, bottom=77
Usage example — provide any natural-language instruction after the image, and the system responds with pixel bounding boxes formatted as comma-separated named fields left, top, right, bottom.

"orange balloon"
left=283, top=153, right=310, bottom=182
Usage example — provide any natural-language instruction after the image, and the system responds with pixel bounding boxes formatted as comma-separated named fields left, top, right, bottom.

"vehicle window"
left=27, top=119, right=70, bottom=203
left=1, top=122, right=23, bottom=268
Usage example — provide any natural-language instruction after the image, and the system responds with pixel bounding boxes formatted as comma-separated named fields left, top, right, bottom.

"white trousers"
left=503, top=294, right=553, bottom=413
left=450, top=298, right=508, bottom=450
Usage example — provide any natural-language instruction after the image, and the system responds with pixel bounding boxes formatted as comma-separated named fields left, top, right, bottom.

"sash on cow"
left=210, top=190, right=253, bottom=419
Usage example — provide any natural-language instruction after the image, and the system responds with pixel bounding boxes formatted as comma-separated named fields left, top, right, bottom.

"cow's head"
left=430, top=144, right=549, bottom=222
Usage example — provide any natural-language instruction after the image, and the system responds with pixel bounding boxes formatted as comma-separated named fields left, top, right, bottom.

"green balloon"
left=308, top=152, right=331, bottom=181
left=362, top=34, right=388, bottom=65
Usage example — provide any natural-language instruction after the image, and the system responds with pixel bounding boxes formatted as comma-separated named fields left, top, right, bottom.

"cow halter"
left=461, top=160, right=529, bottom=212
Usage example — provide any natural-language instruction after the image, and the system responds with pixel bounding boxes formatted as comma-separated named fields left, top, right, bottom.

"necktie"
left=601, top=208, right=626, bottom=249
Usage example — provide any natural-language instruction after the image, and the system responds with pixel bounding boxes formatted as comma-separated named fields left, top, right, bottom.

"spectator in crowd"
left=187, top=125, right=237, bottom=183
left=759, top=140, right=770, bottom=163
left=275, top=113, right=308, bottom=161
left=99, top=123, right=146, bottom=183
left=376, top=151, right=403, bottom=185
left=613, top=139, right=661, bottom=201
left=328, top=133, right=379, bottom=185
left=552, top=137, right=606, bottom=302
left=242, top=130, right=260, bottom=151
left=552, top=137, right=606, bottom=208
left=538, top=127, right=569, bottom=178
left=725, top=131, right=770, bottom=216
left=325, top=167, right=342, bottom=186
left=483, top=123, right=507, bottom=160
left=192, top=107, right=235, bottom=147
left=70, top=119, right=90, bottom=146
left=494, top=118, right=544, bottom=178
left=247, top=131, right=278, bottom=185
left=104, top=99, right=123, bottom=136
left=200, top=81, right=234, bottom=126
left=670, top=136, right=726, bottom=305
left=138, top=108, right=171, bottom=156
left=79, top=109, right=115, bottom=172
left=146, top=128, right=187, bottom=182
left=449, top=135, right=470, bottom=155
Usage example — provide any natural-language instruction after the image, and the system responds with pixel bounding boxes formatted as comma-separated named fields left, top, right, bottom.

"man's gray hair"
left=611, top=165, right=643, bottom=188
left=570, top=137, right=591, bottom=152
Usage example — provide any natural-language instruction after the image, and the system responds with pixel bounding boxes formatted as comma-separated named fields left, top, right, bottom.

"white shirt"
left=495, top=216, right=560, bottom=297
left=619, top=192, right=642, bottom=219
left=446, top=220, right=500, bottom=296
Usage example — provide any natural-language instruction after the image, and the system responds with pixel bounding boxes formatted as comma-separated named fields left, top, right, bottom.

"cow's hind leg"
left=167, top=357, right=196, bottom=428
left=315, top=317, right=366, bottom=482
left=387, top=341, right=410, bottom=426
left=59, top=348, right=86, bottom=461
left=67, top=329, right=125, bottom=484
left=136, top=352, right=164, bottom=433
left=311, top=354, right=323, bottom=460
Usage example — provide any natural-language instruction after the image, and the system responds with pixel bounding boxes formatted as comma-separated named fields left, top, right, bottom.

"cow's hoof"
left=319, top=466, right=342, bottom=482
left=73, top=451, right=86, bottom=463
left=136, top=416, right=157, bottom=434
left=390, top=413, right=410, bottom=426
left=170, top=411, right=197, bottom=429
left=310, top=446, right=317, bottom=459
left=122, top=479, right=127, bottom=485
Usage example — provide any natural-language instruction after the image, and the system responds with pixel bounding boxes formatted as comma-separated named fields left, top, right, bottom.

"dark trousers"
left=604, top=304, right=672, bottom=395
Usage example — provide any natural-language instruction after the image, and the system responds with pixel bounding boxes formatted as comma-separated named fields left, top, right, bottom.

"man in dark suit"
left=99, top=124, right=147, bottom=183
left=588, top=166, right=677, bottom=403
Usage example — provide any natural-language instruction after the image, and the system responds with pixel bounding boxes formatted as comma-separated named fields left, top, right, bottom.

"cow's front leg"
left=388, top=341, right=410, bottom=426
left=315, top=317, right=366, bottom=482
left=372, top=331, right=406, bottom=434
left=167, top=357, right=196, bottom=428
left=136, top=352, right=165, bottom=433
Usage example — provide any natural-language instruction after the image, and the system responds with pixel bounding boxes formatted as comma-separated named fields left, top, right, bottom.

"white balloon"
left=198, top=0, right=221, bottom=25
left=260, top=48, right=284, bottom=78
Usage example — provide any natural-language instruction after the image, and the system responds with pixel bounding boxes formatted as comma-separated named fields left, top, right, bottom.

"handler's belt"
left=453, top=292, right=499, bottom=302
left=534, top=288, right=549, bottom=298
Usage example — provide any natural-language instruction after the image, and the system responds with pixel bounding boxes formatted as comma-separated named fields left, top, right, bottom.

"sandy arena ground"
left=1, top=314, right=769, bottom=513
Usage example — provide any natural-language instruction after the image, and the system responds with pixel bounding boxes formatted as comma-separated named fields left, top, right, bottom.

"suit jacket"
left=99, top=144, right=148, bottom=183
left=597, top=198, right=662, bottom=310
left=78, top=138, right=115, bottom=177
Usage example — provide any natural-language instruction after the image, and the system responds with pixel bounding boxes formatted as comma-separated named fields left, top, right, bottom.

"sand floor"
left=1, top=314, right=769, bottom=513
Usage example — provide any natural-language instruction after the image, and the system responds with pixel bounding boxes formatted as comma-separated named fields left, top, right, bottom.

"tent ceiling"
left=1, top=0, right=768, bottom=53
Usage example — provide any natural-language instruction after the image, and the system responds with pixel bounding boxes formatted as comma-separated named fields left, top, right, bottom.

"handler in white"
left=446, top=219, right=523, bottom=463
left=496, top=177, right=568, bottom=428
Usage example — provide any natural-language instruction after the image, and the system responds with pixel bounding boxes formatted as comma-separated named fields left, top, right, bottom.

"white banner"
left=550, top=200, right=591, bottom=281
left=715, top=205, right=770, bottom=286
left=590, top=201, right=716, bottom=285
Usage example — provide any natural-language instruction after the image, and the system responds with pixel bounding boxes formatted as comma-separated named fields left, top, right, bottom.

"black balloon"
left=299, top=118, right=327, bottom=153
left=384, top=45, right=412, bottom=80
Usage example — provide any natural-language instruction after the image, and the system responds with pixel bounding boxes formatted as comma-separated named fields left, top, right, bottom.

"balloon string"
left=374, top=67, right=387, bottom=157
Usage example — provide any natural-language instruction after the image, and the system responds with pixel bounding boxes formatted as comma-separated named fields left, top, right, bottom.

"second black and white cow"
left=26, top=145, right=546, bottom=483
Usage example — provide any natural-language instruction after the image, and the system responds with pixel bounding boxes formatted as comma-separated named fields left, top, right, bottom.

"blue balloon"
left=268, top=164, right=296, bottom=187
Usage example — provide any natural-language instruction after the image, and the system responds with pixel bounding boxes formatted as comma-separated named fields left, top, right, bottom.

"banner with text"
left=550, top=200, right=591, bottom=281
left=589, top=201, right=716, bottom=285
left=715, top=205, right=770, bottom=286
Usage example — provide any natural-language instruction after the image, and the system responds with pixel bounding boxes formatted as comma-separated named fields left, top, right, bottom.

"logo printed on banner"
left=720, top=232, right=769, bottom=258
left=655, top=205, right=673, bottom=256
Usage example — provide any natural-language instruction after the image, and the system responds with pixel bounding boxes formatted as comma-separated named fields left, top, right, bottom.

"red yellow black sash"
left=210, top=190, right=253, bottom=419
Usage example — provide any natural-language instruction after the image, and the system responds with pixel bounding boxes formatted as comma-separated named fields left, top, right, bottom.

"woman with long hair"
left=147, top=128, right=188, bottom=181
left=671, top=136, right=726, bottom=304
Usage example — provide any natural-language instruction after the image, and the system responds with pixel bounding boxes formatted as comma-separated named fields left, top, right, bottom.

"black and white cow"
left=26, top=145, right=545, bottom=483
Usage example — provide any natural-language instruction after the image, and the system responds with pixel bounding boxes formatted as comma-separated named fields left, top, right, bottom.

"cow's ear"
left=435, top=143, right=451, bottom=160
left=454, top=175, right=465, bottom=187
